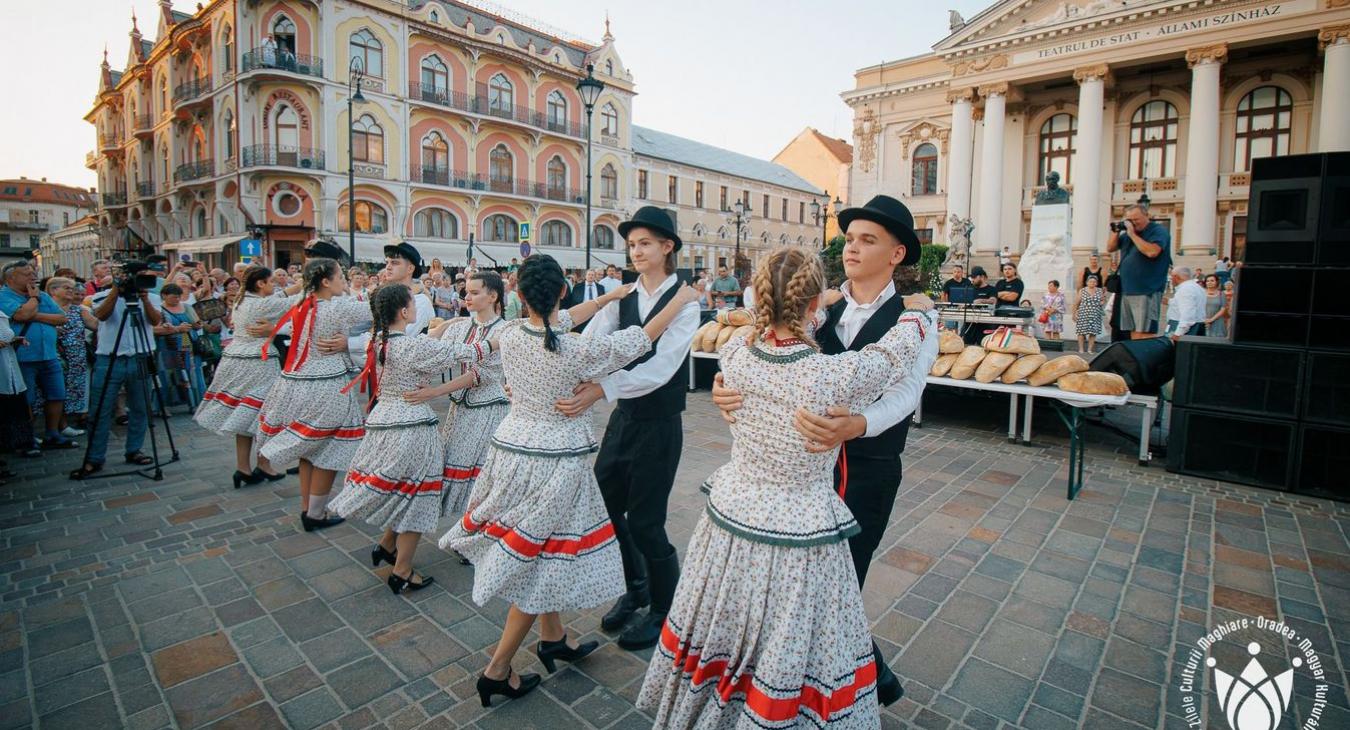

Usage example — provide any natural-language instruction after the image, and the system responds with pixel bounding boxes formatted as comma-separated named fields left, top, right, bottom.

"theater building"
left=842, top=0, right=1350, bottom=266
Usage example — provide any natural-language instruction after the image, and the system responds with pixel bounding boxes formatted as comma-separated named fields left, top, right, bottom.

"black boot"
left=601, top=576, right=650, bottom=632
left=618, top=552, right=678, bottom=651
left=873, top=640, right=904, bottom=706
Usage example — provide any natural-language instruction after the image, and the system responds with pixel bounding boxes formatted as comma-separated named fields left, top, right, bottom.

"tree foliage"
left=820, top=236, right=948, bottom=296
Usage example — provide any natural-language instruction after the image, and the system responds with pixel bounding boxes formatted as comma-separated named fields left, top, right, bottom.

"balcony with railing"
left=99, top=133, right=123, bottom=152
left=408, top=83, right=474, bottom=114
left=85, top=151, right=97, bottom=169
left=102, top=191, right=127, bottom=207
left=132, top=114, right=154, bottom=137
left=136, top=181, right=155, bottom=199
left=172, top=77, right=213, bottom=105
left=174, top=159, right=215, bottom=183
left=240, top=48, right=324, bottom=80
left=414, top=170, right=584, bottom=205
left=407, top=82, right=587, bottom=139
left=241, top=145, right=325, bottom=171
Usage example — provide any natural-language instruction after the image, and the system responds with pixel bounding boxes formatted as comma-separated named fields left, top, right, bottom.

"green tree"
left=820, top=235, right=947, bottom=296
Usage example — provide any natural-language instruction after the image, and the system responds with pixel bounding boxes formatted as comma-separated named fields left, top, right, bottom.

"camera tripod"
left=76, top=299, right=180, bottom=481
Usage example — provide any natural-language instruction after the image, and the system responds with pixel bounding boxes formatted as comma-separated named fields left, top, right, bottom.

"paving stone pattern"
left=1, top=395, right=1348, bottom=729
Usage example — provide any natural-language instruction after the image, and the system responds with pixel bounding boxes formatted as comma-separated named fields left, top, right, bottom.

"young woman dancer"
left=328, top=284, right=495, bottom=594
left=256, top=258, right=370, bottom=531
left=439, top=254, right=695, bottom=707
left=638, top=246, right=925, bottom=729
left=401, top=272, right=509, bottom=523
left=195, top=266, right=294, bottom=488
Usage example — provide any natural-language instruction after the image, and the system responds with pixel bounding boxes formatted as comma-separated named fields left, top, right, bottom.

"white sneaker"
left=61, top=426, right=86, bottom=438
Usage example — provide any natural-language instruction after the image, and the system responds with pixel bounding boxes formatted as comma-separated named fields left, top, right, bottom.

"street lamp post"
left=810, top=192, right=844, bottom=248
left=346, top=59, right=367, bottom=265
left=728, top=199, right=750, bottom=279
left=575, top=65, right=605, bottom=271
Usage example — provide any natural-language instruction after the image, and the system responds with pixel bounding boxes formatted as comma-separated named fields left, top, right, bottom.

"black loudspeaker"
left=1232, top=312, right=1309, bottom=347
left=1232, top=267, right=1313, bottom=315
left=1173, top=341, right=1303, bottom=419
left=1317, top=153, right=1350, bottom=265
left=1168, top=408, right=1296, bottom=490
left=1296, top=425, right=1350, bottom=500
left=1245, top=153, right=1350, bottom=265
left=1304, top=352, right=1350, bottom=427
left=1089, top=337, right=1175, bottom=395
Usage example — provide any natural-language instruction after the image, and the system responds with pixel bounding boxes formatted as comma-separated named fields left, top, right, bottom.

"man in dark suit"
left=569, top=269, right=606, bottom=306
left=710, top=195, right=939, bottom=707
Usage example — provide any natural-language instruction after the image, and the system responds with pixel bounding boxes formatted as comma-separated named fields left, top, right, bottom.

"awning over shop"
left=165, top=235, right=245, bottom=256
left=350, top=239, right=624, bottom=271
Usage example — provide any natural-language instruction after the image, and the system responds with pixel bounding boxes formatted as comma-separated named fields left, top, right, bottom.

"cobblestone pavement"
left=2, top=392, right=1348, bottom=730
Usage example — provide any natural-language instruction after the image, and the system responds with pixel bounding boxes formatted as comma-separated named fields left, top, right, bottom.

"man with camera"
left=0, top=260, right=76, bottom=450
left=70, top=271, right=163, bottom=479
left=1105, top=205, right=1171, bottom=339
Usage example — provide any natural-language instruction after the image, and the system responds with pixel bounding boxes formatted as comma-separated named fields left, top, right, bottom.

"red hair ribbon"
left=262, top=295, right=318, bottom=373
left=341, top=337, right=384, bottom=412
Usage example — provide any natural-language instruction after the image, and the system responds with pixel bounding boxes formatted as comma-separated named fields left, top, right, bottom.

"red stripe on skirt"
left=659, top=621, right=877, bottom=724
left=202, top=391, right=264, bottom=409
left=443, top=465, right=481, bottom=480
left=257, top=418, right=364, bottom=440
left=347, top=470, right=442, bottom=495
left=460, top=514, right=615, bottom=558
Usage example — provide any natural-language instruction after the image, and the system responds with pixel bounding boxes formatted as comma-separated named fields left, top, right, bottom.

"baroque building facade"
left=85, top=0, right=821, bottom=272
left=842, top=0, right=1350, bottom=266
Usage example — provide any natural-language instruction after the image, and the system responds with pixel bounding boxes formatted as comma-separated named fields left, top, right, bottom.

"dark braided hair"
left=471, top=271, right=505, bottom=314
left=302, top=258, right=339, bottom=295
left=516, top=255, right=567, bottom=352
left=242, top=265, right=272, bottom=294
left=369, top=283, right=411, bottom=366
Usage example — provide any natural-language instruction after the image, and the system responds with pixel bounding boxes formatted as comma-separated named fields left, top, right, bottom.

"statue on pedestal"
left=1034, top=171, right=1071, bottom=206
left=944, top=214, right=973, bottom=269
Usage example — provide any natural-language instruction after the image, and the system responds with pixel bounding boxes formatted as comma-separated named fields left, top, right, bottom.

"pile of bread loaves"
left=931, top=329, right=1128, bottom=395
left=691, top=309, right=755, bottom=353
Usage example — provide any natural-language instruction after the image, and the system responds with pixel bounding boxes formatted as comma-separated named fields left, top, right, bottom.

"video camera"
left=111, top=259, right=160, bottom=300
left=1109, top=221, right=1130, bottom=234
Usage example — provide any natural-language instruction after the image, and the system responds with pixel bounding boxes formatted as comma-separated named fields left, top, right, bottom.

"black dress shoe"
left=535, top=634, right=599, bottom=674
left=232, top=470, right=264, bottom=489
left=300, top=512, right=344, bottom=532
left=476, top=669, right=541, bottom=708
left=617, top=611, right=666, bottom=651
left=286, top=466, right=300, bottom=475
left=252, top=467, right=286, bottom=482
left=387, top=571, right=434, bottom=594
left=601, top=582, right=650, bottom=632
left=873, top=642, right=904, bottom=706
left=371, top=544, right=397, bottom=567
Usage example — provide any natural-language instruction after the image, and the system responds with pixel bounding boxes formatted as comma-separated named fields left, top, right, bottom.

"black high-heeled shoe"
left=232, top=470, right=263, bottom=489
left=300, top=512, right=344, bottom=532
left=371, top=544, right=397, bottom=567
left=476, top=668, right=541, bottom=708
left=252, top=467, right=286, bottom=482
left=387, top=571, right=435, bottom=594
left=535, top=634, right=599, bottom=674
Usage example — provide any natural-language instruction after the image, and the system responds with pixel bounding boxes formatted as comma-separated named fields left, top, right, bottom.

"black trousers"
left=595, top=410, right=682, bottom=579
left=833, top=453, right=904, bottom=588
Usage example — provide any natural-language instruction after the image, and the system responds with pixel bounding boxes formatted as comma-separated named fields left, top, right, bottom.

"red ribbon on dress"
left=341, top=338, right=384, bottom=412
left=262, top=295, right=318, bottom=373
left=837, top=442, right=849, bottom=499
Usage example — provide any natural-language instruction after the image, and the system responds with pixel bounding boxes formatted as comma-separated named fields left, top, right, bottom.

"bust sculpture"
left=1034, top=171, right=1071, bottom=206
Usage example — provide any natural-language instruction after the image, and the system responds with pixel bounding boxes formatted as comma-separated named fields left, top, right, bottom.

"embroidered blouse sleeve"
left=832, top=314, right=924, bottom=413
left=408, top=334, right=490, bottom=373
left=577, top=326, right=653, bottom=382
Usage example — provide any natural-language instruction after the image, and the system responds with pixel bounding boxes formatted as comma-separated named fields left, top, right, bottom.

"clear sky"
left=0, top=0, right=990, bottom=189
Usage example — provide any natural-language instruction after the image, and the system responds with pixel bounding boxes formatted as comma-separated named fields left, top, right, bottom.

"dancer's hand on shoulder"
left=315, top=334, right=347, bottom=355
left=555, top=382, right=603, bottom=417
left=601, top=284, right=632, bottom=305
left=821, top=289, right=845, bottom=307
left=710, top=372, right=743, bottom=424
left=672, top=284, right=701, bottom=307
left=903, top=293, right=935, bottom=312
left=795, top=406, right=866, bottom=453
left=245, top=320, right=272, bottom=337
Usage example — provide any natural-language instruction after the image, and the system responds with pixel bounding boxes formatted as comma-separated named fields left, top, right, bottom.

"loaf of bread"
left=691, top=321, right=719, bottom=352
left=1027, top=355, right=1089, bottom=387
left=715, top=324, right=738, bottom=350
left=949, top=346, right=987, bottom=380
left=982, top=329, right=1041, bottom=355
left=730, top=325, right=754, bottom=348
left=939, top=331, right=965, bottom=354
left=1000, top=354, right=1047, bottom=384
left=1057, top=371, right=1129, bottom=396
left=700, top=322, right=723, bottom=352
left=930, top=353, right=958, bottom=377
left=975, top=352, right=1018, bottom=383
left=716, top=308, right=753, bottom=326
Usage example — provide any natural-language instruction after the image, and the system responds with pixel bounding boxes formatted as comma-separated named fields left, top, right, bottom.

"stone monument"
left=1021, top=171, right=1077, bottom=334
left=943, top=214, right=973, bottom=271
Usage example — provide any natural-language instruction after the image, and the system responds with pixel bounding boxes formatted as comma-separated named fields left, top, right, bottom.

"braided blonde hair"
left=748, top=246, right=825, bottom=347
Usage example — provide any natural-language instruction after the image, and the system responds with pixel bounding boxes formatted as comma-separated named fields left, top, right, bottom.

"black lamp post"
left=575, top=64, right=605, bottom=270
left=810, top=191, right=843, bottom=248
left=729, top=198, right=750, bottom=279
left=346, top=58, right=366, bottom=265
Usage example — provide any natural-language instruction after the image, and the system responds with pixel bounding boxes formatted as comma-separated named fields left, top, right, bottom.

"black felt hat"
left=618, top=206, right=682, bottom=251
left=304, top=240, right=350, bottom=266
left=837, top=195, right=923, bottom=265
left=383, top=241, right=424, bottom=278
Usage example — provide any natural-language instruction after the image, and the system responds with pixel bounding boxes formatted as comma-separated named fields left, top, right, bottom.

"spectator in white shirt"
left=1164, top=267, right=1207, bottom=340
left=599, top=264, right=623, bottom=294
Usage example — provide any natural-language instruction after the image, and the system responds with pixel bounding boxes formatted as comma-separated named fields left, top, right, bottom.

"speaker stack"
left=1168, top=152, right=1350, bottom=501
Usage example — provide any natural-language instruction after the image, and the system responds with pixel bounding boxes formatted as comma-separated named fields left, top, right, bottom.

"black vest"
left=816, top=294, right=912, bottom=459
left=616, top=284, right=688, bottom=419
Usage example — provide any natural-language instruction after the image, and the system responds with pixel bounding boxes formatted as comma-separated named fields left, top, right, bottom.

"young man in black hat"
left=554, top=205, right=700, bottom=651
left=712, top=194, right=938, bottom=706
left=337, top=242, right=431, bottom=358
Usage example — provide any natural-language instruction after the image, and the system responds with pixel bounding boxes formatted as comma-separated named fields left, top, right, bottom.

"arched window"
left=1128, top=100, right=1179, bottom=178
left=352, top=114, right=384, bottom=164
left=338, top=200, right=388, bottom=233
left=429, top=9, right=439, bottom=23
left=1038, top=113, right=1077, bottom=184
left=272, top=16, right=295, bottom=56
left=350, top=29, right=383, bottom=77
left=605, top=59, right=614, bottom=76
left=600, top=164, right=618, bottom=200
left=161, top=144, right=169, bottom=184
left=414, top=209, right=457, bottom=239
left=487, top=73, right=513, bottom=115
left=540, top=220, right=572, bottom=247
left=489, top=144, right=513, bottom=191
left=600, top=103, right=619, bottom=137
left=221, top=26, right=234, bottom=72
left=223, top=109, right=235, bottom=158
left=546, top=90, right=568, bottom=131
left=195, top=208, right=208, bottom=237
left=192, top=127, right=208, bottom=163
left=421, top=132, right=448, bottom=172
left=159, top=77, right=167, bottom=113
left=483, top=213, right=518, bottom=242
left=546, top=156, right=566, bottom=199
left=420, top=55, right=448, bottom=94
left=274, top=105, right=298, bottom=152
left=1234, top=86, right=1292, bottom=173
left=911, top=143, right=938, bottom=195
left=593, top=225, right=615, bottom=250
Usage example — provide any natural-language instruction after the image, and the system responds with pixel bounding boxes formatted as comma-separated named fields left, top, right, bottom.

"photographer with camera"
left=0, top=260, right=76, bottom=450
left=1105, top=204, right=1171, bottom=340
left=69, top=270, right=163, bottom=479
